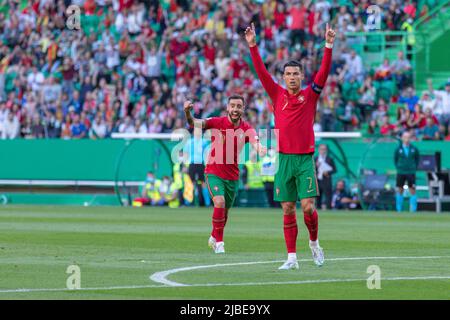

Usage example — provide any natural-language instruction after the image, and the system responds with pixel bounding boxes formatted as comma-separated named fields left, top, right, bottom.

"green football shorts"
left=274, top=153, right=319, bottom=202
left=205, top=174, right=239, bottom=208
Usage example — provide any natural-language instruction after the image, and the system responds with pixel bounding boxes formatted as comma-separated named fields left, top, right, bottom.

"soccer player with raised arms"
left=184, top=95, right=267, bottom=254
left=245, top=23, right=336, bottom=269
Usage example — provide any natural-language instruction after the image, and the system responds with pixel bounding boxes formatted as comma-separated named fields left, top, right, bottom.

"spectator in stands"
left=71, top=114, right=87, bottom=139
left=331, top=180, right=354, bottom=210
left=427, top=79, right=450, bottom=126
left=338, top=100, right=359, bottom=131
left=61, top=114, right=72, bottom=140
left=446, top=124, right=450, bottom=141
left=1, top=111, right=19, bottom=139
left=340, top=49, right=364, bottom=83
left=374, top=58, right=392, bottom=81
left=409, top=103, right=426, bottom=130
left=315, top=144, right=336, bottom=210
left=438, top=124, right=447, bottom=140
left=358, top=76, right=377, bottom=121
left=31, top=113, right=45, bottom=139
left=397, top=106, right=406, bottom=125
left=90, top=115, right=107, bottom=139
left=288, top=0, right=309, bottom=49
left=399, top=87, right=419, bottom=112
left=367, top=119, right=380, bottom=136
left=419, top=91, right=436, bottom=113
left=421, top=116, right=440, bottom=140
left=118, top=116, right=136, bottom=134
left=380, top=115, right=398, bottom=136
left=0, top=0, right=446, bottom=141
left=46, top=111, right=62, bottom=138
left=390, top=51, right=412, bottom=89
left=371, top=98, right=388, bottom=124
left=424, top=107, right=440, bottom=125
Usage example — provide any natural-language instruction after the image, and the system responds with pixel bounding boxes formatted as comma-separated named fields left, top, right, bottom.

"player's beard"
left=228, top=111, right=242, bottom=124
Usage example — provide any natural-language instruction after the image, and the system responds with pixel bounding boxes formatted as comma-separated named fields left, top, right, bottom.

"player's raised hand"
left=184, top=100, right=194, bottom=113
left=244, top=23, right=257, bottom=47
left=325, top=23, right=336, bottom=45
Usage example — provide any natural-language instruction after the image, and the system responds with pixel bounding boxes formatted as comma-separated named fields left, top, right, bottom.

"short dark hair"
left=228, top=95, right=245, bottom=105
left=283, top=60, right=303, bottom=73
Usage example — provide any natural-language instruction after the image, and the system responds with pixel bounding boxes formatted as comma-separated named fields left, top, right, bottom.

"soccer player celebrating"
left=184, top=96, right=267, bottom=254
left=245, top=23, right=335, bottom=269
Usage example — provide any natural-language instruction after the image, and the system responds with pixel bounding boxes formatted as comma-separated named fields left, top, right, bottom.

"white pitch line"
left=149, top=255, right=450, bottom=287
left=149, top=260, right=285, bottom=287
left=1, top=256, right=450, bottom=294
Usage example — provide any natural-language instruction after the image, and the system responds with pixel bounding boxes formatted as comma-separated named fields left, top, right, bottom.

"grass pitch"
left=0, top=205, right=449, bottom=299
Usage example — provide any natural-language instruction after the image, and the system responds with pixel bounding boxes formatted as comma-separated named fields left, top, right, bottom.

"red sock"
left=213, top=213, right=228, bottom=237
left=283, top=214, right=298, bottom=253
left=304, top=209, right=318, bottom=241
left=211, top=207, right=226, bottom=242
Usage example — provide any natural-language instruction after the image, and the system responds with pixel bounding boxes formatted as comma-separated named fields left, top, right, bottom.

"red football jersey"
left=250, top=45, right=332, bottom=154
left=204, top=116, right=258, bottom=181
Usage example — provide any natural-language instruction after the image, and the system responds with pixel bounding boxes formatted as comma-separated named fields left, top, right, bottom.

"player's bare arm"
left=245, top=22, right=280, bottom=102
left=184, top=100, right=205, bottom=129
left=310, top=23, right=335, bottom=96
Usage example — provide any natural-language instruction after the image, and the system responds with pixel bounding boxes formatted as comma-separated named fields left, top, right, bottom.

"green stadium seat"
left=388, top=103, right=401, bottom=116
left=81, top=15, right=101, bottom=35
left=4, top=71, right=17, bottom=93
left=365, top=34, right=383, bottom=53
left=376, top=87, right=392, bottom=102
left=342, top=81, right=361, bottom=102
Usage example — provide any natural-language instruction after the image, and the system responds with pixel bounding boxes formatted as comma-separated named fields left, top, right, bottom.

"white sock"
left=309, top=240, right=320, bottom=248
left=288, top=253, right=297, bottom=261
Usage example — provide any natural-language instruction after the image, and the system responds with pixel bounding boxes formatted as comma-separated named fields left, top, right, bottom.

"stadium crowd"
left=0, top=0, right=449, bottom=142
